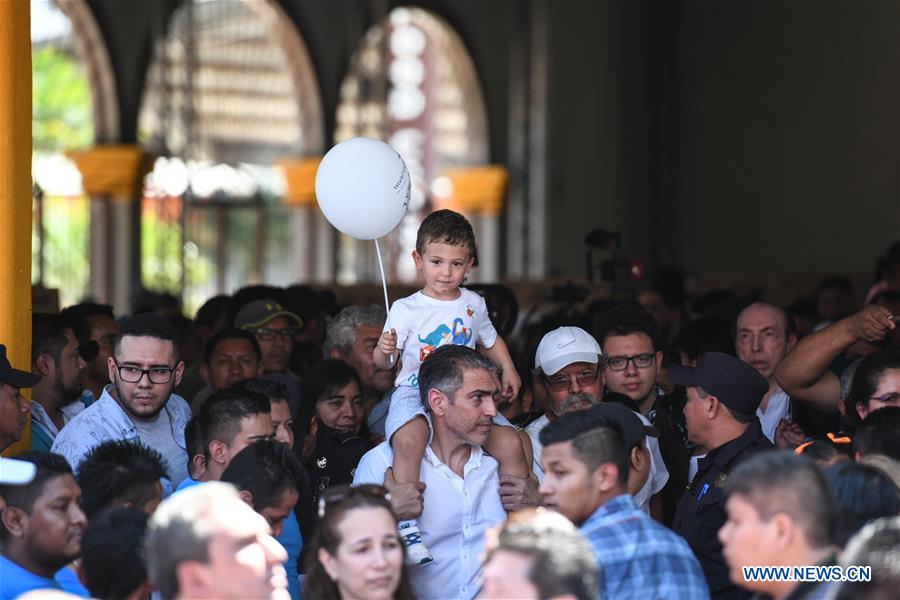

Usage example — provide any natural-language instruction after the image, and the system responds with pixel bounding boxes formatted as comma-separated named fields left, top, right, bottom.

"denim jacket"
left=51, top=384, right=191, bottom=494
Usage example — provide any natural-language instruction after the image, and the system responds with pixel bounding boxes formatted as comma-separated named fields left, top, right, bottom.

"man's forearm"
left=776, top=317, right=857, bottom=392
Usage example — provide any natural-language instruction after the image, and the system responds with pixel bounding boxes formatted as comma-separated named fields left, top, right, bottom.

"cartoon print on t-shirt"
left=417, top=313, right=476, bottom=362
left=418, top=324, right=452, bottom=361
left=451, top=318, right=472, bottom=345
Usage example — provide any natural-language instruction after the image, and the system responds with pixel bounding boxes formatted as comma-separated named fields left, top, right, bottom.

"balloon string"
left=374, top=238, right=394, bottom=365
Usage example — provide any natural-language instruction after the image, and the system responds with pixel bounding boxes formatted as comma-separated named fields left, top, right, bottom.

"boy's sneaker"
left=399, top=521, right=434, bottom=565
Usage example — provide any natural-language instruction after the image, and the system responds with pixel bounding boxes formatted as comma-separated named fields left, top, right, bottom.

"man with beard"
left=52, top=313, right=192, bottom=491
left=30, top=314, right=89, bottom=452
left=60, top=303, right=118, bottom=402
left=0, top=452, right=89, bottom=598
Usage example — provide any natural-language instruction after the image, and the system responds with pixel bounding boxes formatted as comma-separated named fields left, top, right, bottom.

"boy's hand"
left=500, top=368, right=521, bottom=401
left=378, top=329, right=398, bottom=357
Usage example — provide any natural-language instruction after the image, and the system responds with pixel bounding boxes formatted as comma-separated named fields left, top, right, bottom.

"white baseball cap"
left=0, top=458, right=36, bottom=485
left=534, top=326, right=602, bottom=376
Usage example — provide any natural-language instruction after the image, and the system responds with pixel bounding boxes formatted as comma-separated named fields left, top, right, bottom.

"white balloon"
left=315, top=137, right=411, bottom=240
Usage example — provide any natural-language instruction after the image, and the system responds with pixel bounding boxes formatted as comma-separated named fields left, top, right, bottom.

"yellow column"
left=0, top=0, right=33, bottom=456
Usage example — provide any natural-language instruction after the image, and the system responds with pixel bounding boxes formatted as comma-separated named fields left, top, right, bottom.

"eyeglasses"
left=252, top=327, right=299, bottom=341
left=318, top=484, right=390, bottom=518
left=114, top=361, right=176, bottom=384
left=605, top=353, right=655, bottom=371
left=545, top=369, right=599, bottom=391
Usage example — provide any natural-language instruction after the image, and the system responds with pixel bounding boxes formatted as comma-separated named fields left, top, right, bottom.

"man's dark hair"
left=488, top=511, right=599, bottom=600
left=199, top=387, right=271, bottom=454
left=824, top=461, right=900, bottom=547
left=855, top=406, right=900, bottom=461
left=845, top=351, right=900, bottom=427
left=61, top=303, right=114, bottom=346
left=418, top=344, right=497, bottom=407
left=202, top=328, right=261, bottom=366
left=671, top=317, right=736, bottom=363
left=539, top=412, right=630, bottom=486
left=726, top=450, right=836, bottom=548
left=594, top=304, right=662, bottom=351
left=81, top=507, right=149, bottom=599
left=301, top=359, right=361, bottom=404
left=836, top=516, right=900, bottom=599
left=234, top=378, right=288, bottom=405
left=76, top=440, right=167, bottom=519
left=32, top=313, right=72, bottom=366
left=194, top=294, right=230, bottom=329
left=415, top=209, right=478, bottom=266
left=184, top=414, right=205, bottom=478
left=115, top=312, right=180, bottom=363
left=0, top=452, right=73, bottom=540
left=220, top=440, right=305, bottom=511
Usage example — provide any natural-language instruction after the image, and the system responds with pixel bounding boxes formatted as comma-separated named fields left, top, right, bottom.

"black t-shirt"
left=296, top=419, right=371, bottom=571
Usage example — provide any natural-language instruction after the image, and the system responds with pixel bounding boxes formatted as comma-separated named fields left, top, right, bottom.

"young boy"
left=374, top=209, right=528, bottom=564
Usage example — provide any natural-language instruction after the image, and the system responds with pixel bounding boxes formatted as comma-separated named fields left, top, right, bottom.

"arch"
left=32, top=0, right=118, bottom=308
left=54, top=0, right=119, bottom=141
left=334, top=6, right=491, bottom=284
left=138, top=0, right=323, bottom=163
left=137, top=0, right=324, bottom=312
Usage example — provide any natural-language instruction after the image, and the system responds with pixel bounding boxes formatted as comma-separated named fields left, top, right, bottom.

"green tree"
left=32, top=45, right=93, bottom=153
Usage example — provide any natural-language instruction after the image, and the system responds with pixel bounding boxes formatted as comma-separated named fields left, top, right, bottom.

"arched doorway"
left=334, top=7, right=493, bottom=285
left=31, top=0, right=118, bottom=309
left=138, top=0, right=324, bottom=315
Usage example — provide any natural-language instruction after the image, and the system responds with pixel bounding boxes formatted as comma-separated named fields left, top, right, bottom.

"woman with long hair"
left=305, top=484, right=413, bottom=600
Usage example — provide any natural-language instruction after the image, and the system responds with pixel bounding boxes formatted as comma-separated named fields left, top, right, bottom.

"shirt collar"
left=583, top=493, right=637, bottom=525
left=703, top=419, right=765, bottom=470
left=424, top=443, right=484, bottom=470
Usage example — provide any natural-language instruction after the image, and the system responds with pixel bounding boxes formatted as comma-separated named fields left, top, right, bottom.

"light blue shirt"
left=276, top=512, right=303, bottom=600
left=175, top=476, right=201, bottom=492
left=0, top=556, right=88, bottom=600
left=51, top=384, right=192, bottom=495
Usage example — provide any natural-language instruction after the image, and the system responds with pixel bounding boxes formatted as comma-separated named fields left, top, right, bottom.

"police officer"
left=669, top=352, right=773, bottom=600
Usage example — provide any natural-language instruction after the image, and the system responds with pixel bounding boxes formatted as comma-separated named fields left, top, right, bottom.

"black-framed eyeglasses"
left=317, top=484, right=390, bottom=518
left=114, top=361, right=176, bottom=384
left=605, top=353, right=655, bottom=371
left=252, top=327, right=299, bottom=341
left=544, top=369, right=600, bottom=391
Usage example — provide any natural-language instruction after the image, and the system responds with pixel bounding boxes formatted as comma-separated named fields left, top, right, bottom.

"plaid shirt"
left=581, top=494, right=710, bottom=600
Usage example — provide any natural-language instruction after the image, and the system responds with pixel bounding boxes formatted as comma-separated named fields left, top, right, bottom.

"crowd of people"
left=2, top=210, right=900, bottom=599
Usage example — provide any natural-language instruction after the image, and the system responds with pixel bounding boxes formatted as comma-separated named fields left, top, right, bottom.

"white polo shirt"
left=353, top=441, right=506, bottom=600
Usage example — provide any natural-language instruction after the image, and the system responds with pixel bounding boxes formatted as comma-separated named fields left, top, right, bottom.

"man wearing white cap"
left=532, top=326, right=668, bottom=514
left=530, top=327, right=606, bottom=480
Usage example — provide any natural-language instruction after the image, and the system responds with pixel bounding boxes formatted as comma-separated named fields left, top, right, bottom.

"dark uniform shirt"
left=296, top=418, right=371, bottom=570
left=673, top=420, right=773, bottom=600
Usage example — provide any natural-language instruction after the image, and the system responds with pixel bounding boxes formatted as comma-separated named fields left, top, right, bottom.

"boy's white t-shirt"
left=385, top=288, right=498, bottom=388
